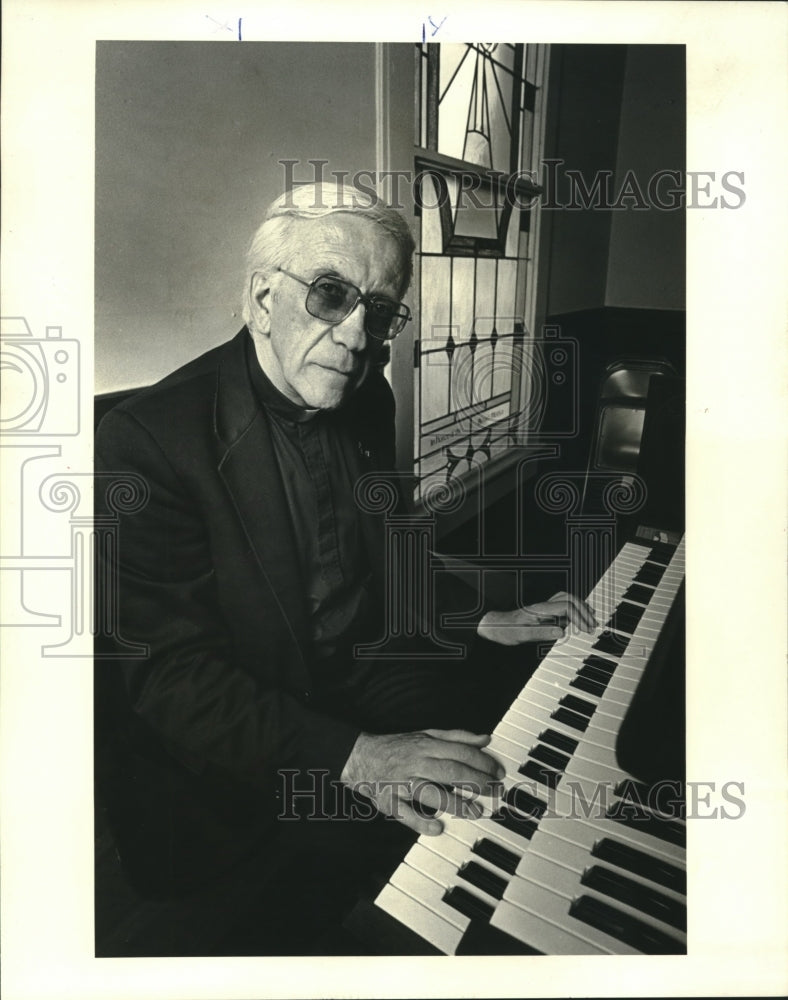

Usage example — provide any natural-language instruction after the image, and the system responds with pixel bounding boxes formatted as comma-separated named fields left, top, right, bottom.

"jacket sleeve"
left=95, top=405, right=361, bottom=793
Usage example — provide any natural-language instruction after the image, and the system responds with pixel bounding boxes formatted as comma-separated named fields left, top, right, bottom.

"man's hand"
left=477, top=591, right=597, bottom=646
left=340, top=729, right=504, bottom=836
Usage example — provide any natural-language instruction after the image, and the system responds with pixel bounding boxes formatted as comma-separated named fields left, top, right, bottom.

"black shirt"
left=246, top=335, right=375, bottom=666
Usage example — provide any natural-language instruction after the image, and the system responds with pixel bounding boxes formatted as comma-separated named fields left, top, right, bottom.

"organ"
left=351, top=370, right=687, bottom=955
left=370, top=534, right=686, bottom=954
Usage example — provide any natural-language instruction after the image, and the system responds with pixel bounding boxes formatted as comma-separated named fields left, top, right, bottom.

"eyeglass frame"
left=276, top=267, right=411, bottom=341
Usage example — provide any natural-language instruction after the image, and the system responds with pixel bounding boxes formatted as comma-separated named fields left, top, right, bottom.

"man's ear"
left=249, top=272, right=272, bottom=336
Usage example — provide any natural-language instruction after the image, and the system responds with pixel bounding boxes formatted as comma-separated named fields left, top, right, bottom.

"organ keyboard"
left=372, top=534, right=686, bottom=955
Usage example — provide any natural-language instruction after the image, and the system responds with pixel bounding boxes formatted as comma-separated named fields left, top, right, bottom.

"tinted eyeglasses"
left=277, top=268, right=411, bottom=341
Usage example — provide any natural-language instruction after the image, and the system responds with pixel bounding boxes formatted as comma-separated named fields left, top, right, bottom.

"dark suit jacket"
left=95, top=328, right=481, bottom=896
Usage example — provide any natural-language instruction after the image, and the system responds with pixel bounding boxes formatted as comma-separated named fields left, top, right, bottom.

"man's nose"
left=331, top=301, right=367, bottom=352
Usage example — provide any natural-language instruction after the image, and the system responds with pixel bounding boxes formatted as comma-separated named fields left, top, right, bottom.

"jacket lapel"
left=213, top=331, right=310, bottom=666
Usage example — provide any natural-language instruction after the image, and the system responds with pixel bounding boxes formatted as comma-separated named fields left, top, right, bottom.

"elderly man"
left=95, top=182, right=594, bottom=954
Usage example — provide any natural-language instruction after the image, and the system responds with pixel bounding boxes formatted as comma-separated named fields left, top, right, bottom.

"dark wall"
left=544, top=44, right=685, bottom=316
left=544, top=45, right=628, bottom=316
left=607, top=46, right=686, bottom=308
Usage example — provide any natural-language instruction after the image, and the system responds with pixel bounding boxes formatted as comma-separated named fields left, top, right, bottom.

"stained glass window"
left=413, top=43, right=549, bottom=500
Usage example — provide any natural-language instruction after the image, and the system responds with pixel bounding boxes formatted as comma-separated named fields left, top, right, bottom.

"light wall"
left=95, top=42, right=380, bottom=393
left=96, top=43, right=686, bottom=395
left=605, top=45, right=686, bottom=309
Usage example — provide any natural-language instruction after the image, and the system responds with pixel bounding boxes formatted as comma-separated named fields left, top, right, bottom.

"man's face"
left=252, top=214, right=406, bottom=410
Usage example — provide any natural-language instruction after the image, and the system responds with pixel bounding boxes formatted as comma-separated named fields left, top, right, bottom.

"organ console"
left=358, top=532, right=686, bottom=955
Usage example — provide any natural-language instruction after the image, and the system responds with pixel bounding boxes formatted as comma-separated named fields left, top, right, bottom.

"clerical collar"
left=246, top=331, right=321, bottom=424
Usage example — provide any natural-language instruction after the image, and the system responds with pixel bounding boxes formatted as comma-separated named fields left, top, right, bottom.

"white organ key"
left=490, top=900, right=604, bottom=954
left=571, top=739, right=623, bottom=771
left=495, top=720, right=534, bottom=752
left=375, top=883, right=465, bottom=955
left=438, top=812, right=534, bottom=859
left=403, top=841, right=465, bottom=885
left=562, top=751, right=631, bottom=788
left=504, top=702, right=619, bottom=752
left=493, top=887, right=620, bottom=954
left=387, top=861, right=482, bottom=940
left=440, top=813, right=520, bottom=854
left=485, top=736, right=521, bottom=772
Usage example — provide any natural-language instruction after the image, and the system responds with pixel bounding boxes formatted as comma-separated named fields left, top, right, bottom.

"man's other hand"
left=477, top=591, right=598, bottom=646
left=340, top=729, right=504, bottom=836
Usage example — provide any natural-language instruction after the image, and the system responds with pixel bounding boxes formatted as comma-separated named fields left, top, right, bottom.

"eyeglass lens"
left=306, top=276, right=405, bottom=340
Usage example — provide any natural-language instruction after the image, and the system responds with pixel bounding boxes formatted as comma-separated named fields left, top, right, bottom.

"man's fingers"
left=416, top=758, right=504, bottom=793
left=526, top=590, right=597, bottom=632
left=422, top=728, right=490, bottom=746
left=518, top=625, right=565, bottom=642
left=414, top=784, right=484, bottom=819
left=423, top=744, right=505, bottom=782
left=396, top=800, right=443, bottom=836
left=541, top=592, right=598, bottom=632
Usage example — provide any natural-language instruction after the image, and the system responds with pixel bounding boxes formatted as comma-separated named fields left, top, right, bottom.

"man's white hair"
left=241, top=182, right=415, bottom=331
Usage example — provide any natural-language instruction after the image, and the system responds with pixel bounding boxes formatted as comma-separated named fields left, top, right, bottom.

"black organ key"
left=570, top=675, right=607, bottom=697
left=577, top=664, right=613, bottom=686
left=633, top=563, right=665, bottom=586
left=443, top=886, right=495, bottom=922
left=606, top=801, right=686, bottom=848
left=519, top=760, right=562, bottom=788
left=648, top=542, right=676, bottom=564
left=606, top=605, right=644, bottom=633
left=459, top=861, right=508, bottom=900
left=551, top=707, right=589, bottom=732
left=538, top=729, right=579, bottom=755
left=505, top=785, right=547, bottom=820
left=614, top=779, right=686, bottom=821
left=559, top=694, right=597, bottom=717
left=593, top=630, right=630, bottom=656
left=583, top=655, right=617, bottom=675
left=472, top=838, right=521, bottom=876
left=529, top=744, right=571, bottom=771
left=581, top=866, right=687, bottom=931
left=591, top=838, right=687, bottom=894
left=620, top=599, right=646, bottom=619
left=492, top=805, right=539, bottom=841
left=569, top=896, right=684, bottom=954
left=622, top=582, right=655, bottom=605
